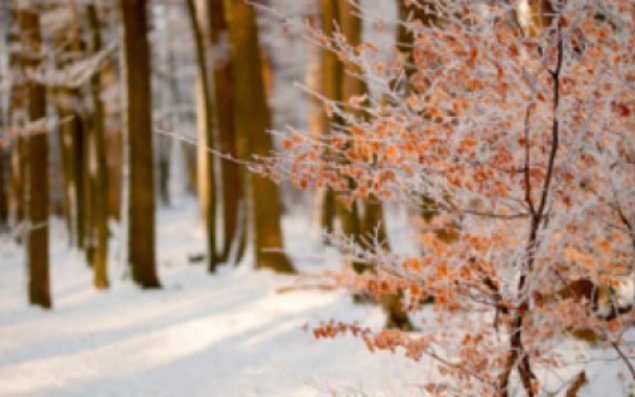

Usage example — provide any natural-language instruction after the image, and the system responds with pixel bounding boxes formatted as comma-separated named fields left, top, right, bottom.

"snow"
left=0, top=198, right=422, bottom=397
left=0, top=199, right=633, bottom=396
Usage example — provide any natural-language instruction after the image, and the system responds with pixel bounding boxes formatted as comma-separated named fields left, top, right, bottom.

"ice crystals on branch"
left=263, top=0, right=635, bottom=394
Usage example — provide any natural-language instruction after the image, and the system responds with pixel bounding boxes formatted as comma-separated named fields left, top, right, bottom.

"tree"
left=67, top=3, right=90, bottom=251
left=86, top=3, right=110, bottom=289
left=18, top=6, right=51, bottom=308
left=224, top=0, right=294, bottom=273
left=318, top=0, right=341, bottom=235
left=7, top=10, right=26, bottom=237
left=186, top=0, right=218, bottom=273
left=0, top=6, right=7, bottom=231
left=46, top=1, right=90, bottom=251
left=336, top=0, right=391, bottom=249
left=119, top=0, right=160, bottom=288
left=0, top=147, right=7, bottom=230
left=334, top=0, right=411, bottom=330
left=318, top=0, right=391, bottom=249
left=208, top=0, right=244, bottom=263
left=268, top=1, right=635, bottom=394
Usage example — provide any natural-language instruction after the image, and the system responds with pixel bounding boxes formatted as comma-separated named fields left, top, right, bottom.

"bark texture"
left=209, top=0, right=243, bottom=263
left=120, top=0, right=160, bottom=288
left=87, top=3, right=110, bottom=289
left=19, top=8, right=51, bottom=308
left=187, top=0, right=218, bottom=272
left=224, top=0, right=294, bottom=273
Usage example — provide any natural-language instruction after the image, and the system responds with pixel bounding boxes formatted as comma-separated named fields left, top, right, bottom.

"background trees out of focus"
left=0, top=0, right=405, bottom=309
left=1, top=1, right=633, bottom=395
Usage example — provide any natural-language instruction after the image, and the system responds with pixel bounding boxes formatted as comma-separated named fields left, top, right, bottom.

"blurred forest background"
left=0, top=0, right=410, bottom=309
left=1, top=1, right=635, bottom=396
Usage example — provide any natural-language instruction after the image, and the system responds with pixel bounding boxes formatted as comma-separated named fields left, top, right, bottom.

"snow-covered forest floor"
left=0, top=198, right=633, bottom=397
left=0, top=198, right=425, bottom=397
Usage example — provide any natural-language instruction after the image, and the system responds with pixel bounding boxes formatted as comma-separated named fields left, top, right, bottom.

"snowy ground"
left=0, top=198, right=633, bottom=397
left=0, top=199, right=424, bottom=397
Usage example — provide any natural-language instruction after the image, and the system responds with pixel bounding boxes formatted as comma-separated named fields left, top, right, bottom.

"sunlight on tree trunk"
left=187, top=0, right=218, bottom=273
left=318, top=0, right=342, bottom=236
left=208, top=0, right=243, bottom=264
left=224, top=0, right=294, bottom=273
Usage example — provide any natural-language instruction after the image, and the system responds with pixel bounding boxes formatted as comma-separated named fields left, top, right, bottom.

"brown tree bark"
left=0, top=41, right=4, bottom=229
left=224, top=0, right=294, bottom=273
left=50, top=79, right=74, bottom=242
left=186, top=0, right=218, bottom=273
left=319, top=0, right=341, bottom=235
left=9, top=138, right=25, bottom=238
left=120, top=0, right=160, bottom=288
left=0, top=147, right=6, bottom=229
left=18, top=7, right=51, bottom=308
left=103, top=63, right=123, bottom=220
left=49, top=6, right=87, bottom=250
left=336, top=0, right=364, bottom=244
left=208, top=0, right=243, bottom=264
left=87, top=3, right=110, bottom=289
left=69, top=1, right=93, bottom=260
left=498, top=3, right=556, bottom=396
left=7, top=19, right=26, bottom=237
left=304, top=10, right=326, bottom=231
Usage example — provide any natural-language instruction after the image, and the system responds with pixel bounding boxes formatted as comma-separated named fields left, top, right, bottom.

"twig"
left=611, top=341, right=635, bottom=380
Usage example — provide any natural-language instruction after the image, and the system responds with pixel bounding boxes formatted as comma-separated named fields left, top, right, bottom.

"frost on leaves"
left=265, top=1, right=635, bottom=395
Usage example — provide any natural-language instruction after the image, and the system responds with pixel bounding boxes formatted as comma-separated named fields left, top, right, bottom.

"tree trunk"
left=104, top=64, right=122, bottom=220
left=498, top=3, right=555, bottom=395
left=194, top=0, right=210, bottom=221
left=9, top=138, right=25, bottom=238
left=0, top=147, right=7, bottom=230
left=73, top=114, right=87, bottom=250
left=120, top=0, right=160, bottom=288
left=87, top=3, right=110, bottom=289
left=81, top=114, right=93, bottom=259
left=7, top=19, right=26, bottom=238
left=71, top=5, right=90, bottom=251
left=0, top=20, right=6, bottom=230
left=304, top=9, right=326, bottom=231
left=335, top=0, right=363, bottom=244
left=157, top=140, right=170, bottom=206
left=50, top=7, right=87, bottom=250
left=19, top=8, right=51, bottom=308
left=69, top=0, right=93, bottom=259
left=319, top=0, right=341, bottom=235
left=186, top=0, right=218, bottom=273
left=49, top=64, right=75, bottom=244
left=224, top=0, right=294, bottom=273
left=209, top=0, right=243, bottom=264
left=53, top=108, right=73, bottom=240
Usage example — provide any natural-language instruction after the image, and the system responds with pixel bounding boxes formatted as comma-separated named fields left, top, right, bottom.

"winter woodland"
left=0, top=1, right=634, bottom=396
